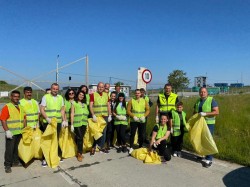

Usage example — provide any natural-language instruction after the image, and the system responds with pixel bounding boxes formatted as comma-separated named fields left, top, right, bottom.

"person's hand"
left=108, top=115, right=112, bottom=122
left=62, top=121, right=68, bottom=128
left=5, top=130, right=13, bottom=139
left=170, top=127, right=173, bottom=134
left=155, top=116, right=159, bottom=123
left=116, top=115, right=122, bottom=120
left=46, top=117, right=51, bottom=124
left=153, top=141, right=158, bottom=148
left=133, top=116, right=139, bottom=122
left=121, top=116, right=127, bottom=121
left=71, top=125, right=74, bottom=133
left=140, top=116, right=145, bottom=123
left=92, top=115, right=97, bottom=122
left=36, top=122, right=39, bottom=129
left=199, top=112, right=207, bottom=117
left=155, top=140, right=161, bottom=145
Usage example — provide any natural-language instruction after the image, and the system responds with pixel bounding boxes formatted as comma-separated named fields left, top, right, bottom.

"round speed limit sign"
left=142, top=69, right=152, bottom=84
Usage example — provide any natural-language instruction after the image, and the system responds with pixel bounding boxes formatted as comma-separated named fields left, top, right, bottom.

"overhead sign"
left=142, top=69, right=152, bottom=84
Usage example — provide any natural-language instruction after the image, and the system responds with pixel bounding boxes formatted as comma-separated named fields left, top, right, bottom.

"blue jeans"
left=205, top=124, right=215, bottom=161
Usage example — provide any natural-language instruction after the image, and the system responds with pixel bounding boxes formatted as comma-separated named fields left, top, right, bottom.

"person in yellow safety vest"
left=40, top=83, right=67, bottom=167
left=171, top=102, right=189, bottom=158
left=0, top=90, right=27, bottom=173
left=148, top=114, right=171, bottom=162
left=19, top=86, right=40, bottom=129
left=71, top=91, right=89, bottom=162
left=113, top=92, right=128, bottom=153
left=127, top=89, right=150, bottom=154
left=64, top=88, right=76, bottom=123
left=79, top=85, right=90, bottom=106
left=140, top=88, right=153, bottom=144
left=193, top=87, right=219, bottom=168
left=89, top=82, right=112, bottom=155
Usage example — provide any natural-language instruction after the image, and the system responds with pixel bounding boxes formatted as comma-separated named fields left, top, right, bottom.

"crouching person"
left=148, top=114, right=171, bottom=162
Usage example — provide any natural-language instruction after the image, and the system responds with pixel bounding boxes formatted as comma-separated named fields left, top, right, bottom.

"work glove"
left=153, top=141, right=158, bottom=148
left=133, top=116, right=139, bottom=122
left=92, top=115, right=97, bottom=122
left=46, top=117, right=51, bottom=124
left=121, top=116, right=127, bottom=121
left=5, top=130, right=13, bottom=139
left=108, top=115, right=112, bottom=122
left=62, top=121, right=68, bottom=128
left=35, top=122, right=39, bottom=129
left=71, top=125, right=74, bottom=133
left=155, top=116, right=159, bottom=123
left=170, top=127, right=173, bottom=134
left=199, top=112, right=207, bottom=117
left=140, top=116, right=146, bottom=123
left=116, top=115, right=122, bottom=120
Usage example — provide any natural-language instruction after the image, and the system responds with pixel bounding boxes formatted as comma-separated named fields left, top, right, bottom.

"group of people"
left=0, top=82, right=219, bottom=173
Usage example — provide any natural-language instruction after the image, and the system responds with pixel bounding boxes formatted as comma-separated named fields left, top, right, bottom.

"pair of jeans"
left=4, top=134, right=22, bottom=167
left=74, top=125, right=87, bottom=154
left=206, top=124, right=215, bottom=161
left=106, top=119, right=115, bottom=146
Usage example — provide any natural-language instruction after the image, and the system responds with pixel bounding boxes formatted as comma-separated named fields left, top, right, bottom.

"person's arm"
left=206, top=106, right=219, bottom=116
left=155, top=96, right=160, bottom=116
left=156, top=130, right=171, bottom=144
left=23, top=117, right=27, bottom=128
left=89, top=94, right=95, bottom=116
left=107, top=101, right=111, bottom=116
left=61, top=105, right=66, bottom=121
left=0, top=106, right=9, bottom=131
left=126, top=100, right=134, bottom=117
left=144, top=102, right=150, bottom=117
left=149, top=131, right=157, bottom=152
left=1, top=120, right=8, bottom=131
left=70, top=104, right=75, bottom=125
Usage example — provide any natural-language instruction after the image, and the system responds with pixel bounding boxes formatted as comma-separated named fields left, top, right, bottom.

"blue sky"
left=0, top=0, right=250, bottom=89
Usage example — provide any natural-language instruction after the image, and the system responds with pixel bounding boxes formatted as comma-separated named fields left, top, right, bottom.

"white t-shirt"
left=40, top=94, right=64, bottom=107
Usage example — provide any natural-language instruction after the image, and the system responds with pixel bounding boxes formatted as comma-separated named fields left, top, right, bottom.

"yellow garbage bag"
left=131, top=148, right=161, bottom=164
left=18, top=126, right=34, bottom=164
left=40, top=118, right=60, bottom=168
left=59, top=127, right=77, bottom=158
left=32, top=127, right=43, bottom=159
left=88, top=117, right=107, bottom=140
left=187, top=114, right=219, bottom=156
left=83, top=125, right=94, bottom=153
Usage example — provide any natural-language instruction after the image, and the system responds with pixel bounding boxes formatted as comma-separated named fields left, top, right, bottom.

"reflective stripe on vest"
left=156, top=124, right=167, bottom=139
left=114, top=103, right=128, bottom=125
left=130, top=98, right=145, bottom=122
left=158, top=92, right=177, bottom=113
left=73, top=102, right=89, bottom=127
left=65, top=100, right=75, bottom=122
left=20, top=98, right=39, bottom=128
left=6, top=103, right=24, bottom=135
left=43, top=94, right=63, bottom=123
left=195, top=96, right=216, bottom=124
left=93, top=92, right=108, bottom=117
left=171, top=110, right=188, bottom=136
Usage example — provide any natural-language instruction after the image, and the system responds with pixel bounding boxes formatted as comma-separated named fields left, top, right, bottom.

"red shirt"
left=0, top=105, right=26, bottom=121
left=89, top=92, right=110, bottom=103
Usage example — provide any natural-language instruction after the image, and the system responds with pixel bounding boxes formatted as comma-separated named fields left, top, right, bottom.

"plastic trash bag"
left=18, top=126, right=34, bottom=164
left=59, top=127, right=77, bottom=158
left=187, top=114, right=218, bottom=156
left=83, top=125, right=94, bottom=153
left=131, top=148, right=161, bottom=164
left=40, top=118, right=60, bottom=168
left=32, top=127, right=43, bottom=159
left=88, top=117, right=107, bottom=140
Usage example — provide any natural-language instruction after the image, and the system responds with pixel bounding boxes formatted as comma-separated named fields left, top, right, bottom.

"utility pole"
left=56, top=55, right=59, bottom=84
left=85, top=54, right=88, bottom=87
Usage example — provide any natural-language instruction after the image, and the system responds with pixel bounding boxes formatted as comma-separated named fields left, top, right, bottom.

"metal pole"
left=85, top=54, right=88, bottom=87
left=56, top=55, right=59, bottom=84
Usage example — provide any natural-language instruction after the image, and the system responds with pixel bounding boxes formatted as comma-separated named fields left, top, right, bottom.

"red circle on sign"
left=142, top=69, right=152, bottom=84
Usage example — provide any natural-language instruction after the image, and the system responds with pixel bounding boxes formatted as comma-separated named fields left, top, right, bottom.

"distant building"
left=214, top=83, right=229, bottom=93
left=230, top=83, right=244, bottom=88
left=194, top=76, right=207, bottom=87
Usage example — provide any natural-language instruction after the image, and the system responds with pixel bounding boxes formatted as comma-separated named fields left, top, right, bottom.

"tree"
left=167, top=70, right=190, bottom=92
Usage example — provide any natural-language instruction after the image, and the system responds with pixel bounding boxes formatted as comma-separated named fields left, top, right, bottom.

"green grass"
left=147, top=94, right=250, bottom=166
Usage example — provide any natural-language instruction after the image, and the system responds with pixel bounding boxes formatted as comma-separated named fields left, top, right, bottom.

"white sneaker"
left=129, top=148, right=134, bottom=155
left=41, top=160, right=47, bottom=167
left=173, top=151, right=178, bottom=157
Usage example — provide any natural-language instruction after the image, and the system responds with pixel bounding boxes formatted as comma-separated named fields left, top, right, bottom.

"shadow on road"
left=223, top=166, right=250, bottom=187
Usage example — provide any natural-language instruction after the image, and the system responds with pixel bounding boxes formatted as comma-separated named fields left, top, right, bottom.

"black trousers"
left=153, top=139, right=171, bottom=161
left=115, top=124, right=127, bottom=146
left=130, top=122, right=145, bottom=148
left=4, top=134, right=22, bottom=167
left=106, top=119, right=115, bottom=146
left=171, top=127, right=184, bottom=152
left=74, top=125, right=87, bottom=154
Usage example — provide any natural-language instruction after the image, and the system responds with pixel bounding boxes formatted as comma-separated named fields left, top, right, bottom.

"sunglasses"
left=69, top=92, right=74, bottom=95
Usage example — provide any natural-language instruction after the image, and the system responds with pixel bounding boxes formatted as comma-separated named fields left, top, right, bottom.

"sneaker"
left=100, top=148, right=109, bottom=154
left=177, top=151, right=182, bottom=158
left=90, top=148, right=96, bottom=156
left=129, top=148, right=134, bottom=155
left=12, top=161, right=23, bottom=167
left=203, top=160, right=212, bottom=168
left=122, top=146, right=127, bottom=153
left=42, top=160, right=47, bottom=167
left=60, top=158, right=64, bottom=163
left=117, top=147, right=122, bottom=153
left=5, top=166, right=12, bottom=173
left=173, top=151, right=178, bottom=157
left=77, top=153, right=83, bottom=162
